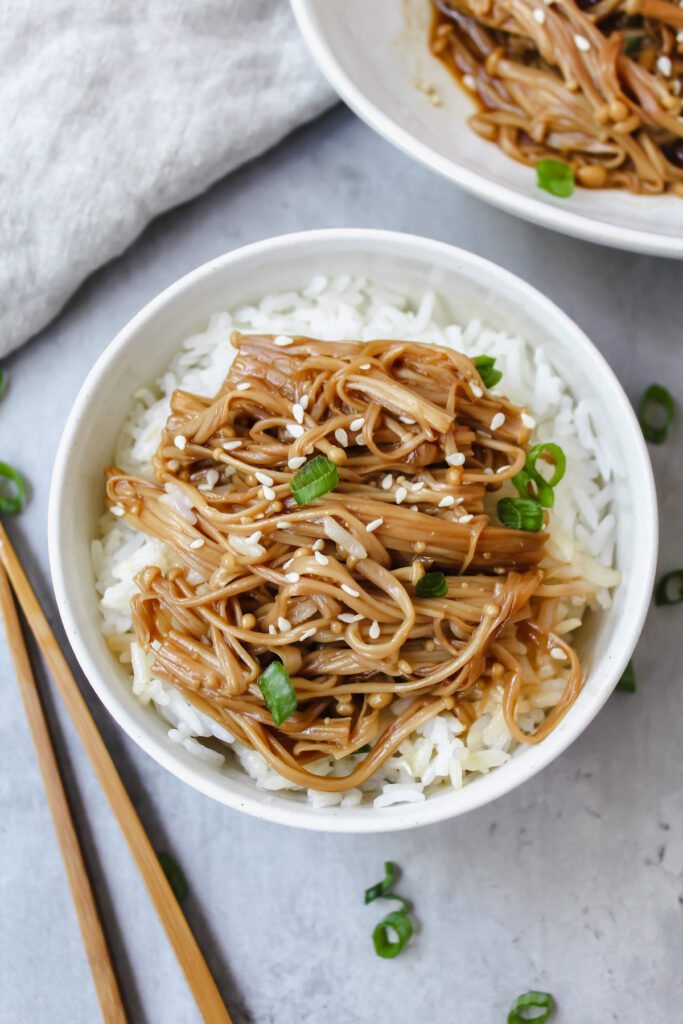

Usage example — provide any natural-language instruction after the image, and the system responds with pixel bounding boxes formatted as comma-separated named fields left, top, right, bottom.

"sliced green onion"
left=638, top=383, right=675, bottom=444
left=0, top=462, right=26, bottom=515
left=289, top=455, right=339, bottom=505
left=654, top=570, right=683, bottom=606
left=616, top=660, right=636, bottom=692
left=508, top=990, right=554, bottom=1023
left=527, top=443, right=566, bottom=488
left=474, top=355, right=502, bottom=390
left=158, top=852, right=188, bottom=902
left=536, top=159, right=574, bottom=198
left=624, top=35, right=640, bottom=55
left=497, top=497, right=545, bottom=532
left=365, top=861, right=397, bottom=904
left=372, top=909, right=414, bottom=959
left=415, top=571, right=448, bottom=599
left=258, top=660, right=297, bottom=726
left=512, top=467, right=555, bottom=509
left=355, top=743, right=372, bottom=755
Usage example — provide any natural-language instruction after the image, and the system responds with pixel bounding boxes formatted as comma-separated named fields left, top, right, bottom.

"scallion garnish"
left=365, top=862, right=414, bottom=958
left=0, top=462, right=26, bottom=515
left=258, top=660, right=297, bottom=726
left=474, top=355, right=503, bottom=390
left=372, top=909, right=414, bottom=959
left=158, top=851, right=188, bottom=902
left=624, top=35, right=640, bottom=55
left=616, top=660, right=636, bottom=692
left=415, top=571, right=448, bottom=598
left=638, top=383, right=675, bottom=444
left=513, top=443, right=566, bottom=509
left=654, top=570, right=683, bottom=606
left=356, top=743, right=372, bottom=755
left=536, top=159, right=574, bottom=198
left=289, top=455, right=339, bottom=505
left=508, top=990, right=555, bottom=1023
left=497, top=497, right=545, bottom=532
left=365, top=861, right=397, bottom=904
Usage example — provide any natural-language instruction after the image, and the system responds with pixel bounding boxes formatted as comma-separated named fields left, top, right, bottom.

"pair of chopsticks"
left=0, top=521, right=233, bottom=1024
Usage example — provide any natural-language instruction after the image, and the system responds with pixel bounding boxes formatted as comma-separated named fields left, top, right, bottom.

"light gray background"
left=1, top=106, right=681, bottom=1023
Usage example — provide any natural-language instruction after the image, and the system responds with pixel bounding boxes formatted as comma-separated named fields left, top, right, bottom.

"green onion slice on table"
left=536, top=159, right=574, bottom=198
left=157, top=852, right=189, bottom=903
left=638, top=383, right=675, bottom=444
left=508, top=990, right=555, bottom=1023
left=372, top=909, right=414, bottom=959
left=289, top=455, right=339, bottom=505
left=257, top=661, right=297, bottom=726
left=654, top=570, right=683, bottom=606
left=0, top=462, right=26, bottom=515
left=616, top=660, right=636, bottom=692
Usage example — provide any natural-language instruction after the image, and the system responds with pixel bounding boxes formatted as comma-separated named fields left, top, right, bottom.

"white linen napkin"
left=0, top=0, right=335, bottom=357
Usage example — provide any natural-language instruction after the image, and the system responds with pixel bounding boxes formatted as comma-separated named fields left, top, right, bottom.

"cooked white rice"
left=92, top=276, right=620, bottom=809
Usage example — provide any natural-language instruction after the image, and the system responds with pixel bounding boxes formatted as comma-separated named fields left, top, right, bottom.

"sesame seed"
left=222, top=439, right=242, bottom=451
left=341, top=584, right=360, bottom=597
left=312, top=538, right=325, bottom=551
left=268, top=624, right=277, bottom=634
left=315, top=551, right=329, bottom=565
left=550, top=647, right=567, bottom=660
left=381, top=474, right=393, bottom=490
left=369, top=621, right=381, bottom=640
left=300, top=394, right=310, bottom=411
left=174, top=435, right=187, bottom=450
left=339, top=613, right=363, bottom=623
left=533, top=7, right=546, bottom=21
left=273, top=335, right=293, bottom=347
left=471, top=383, right=483, bottom=398
left=483, top=468, right=494, bottom=475
left=657, top=55, right=672, bottom=76
left=366, top=518, right=383, bottom=532
left=277, top=616, right=291, bottom=632
left=285, top=572, right=300, bottom=583
left=459, top=513, right=474, bottom=523
left=287, top=424, right=305, bottom=438
left=190, top=538, right=205, bottom=549
left=255, top=471, right=274, bottom=487
left=262, top=486, right=276, bottom=501
left=110, top=505, right=125, bottom=517
left=350, top=417, right=364, bottom=431
left=439, top=495, right=455, bottom=507
left=409, top=481, right=424, bottom=492
left=574, top=34, right=590, bottom=50
left=335, top=428, right=349, bottom=447
left=446, top=452, right=466, bottom=466
left=490, top=412, right=506, bottom=431
left=395, top=486, right=408, bottom=504
left=288, top=455, right=306, bottom=470
left=246, top=531, right=262, bottom=544
left=293, top=403, right=304, bottom=424
left=399, top=416, right=415, bottom=425
left=463, top=73, right=476, bottom=90
left=678, top=30, right=683, bottom=41
left=521, top=412, right=536, bottom=429
left=359, top=363, right=371, bottom=370
left=235, top=382, right=251, bottom=391
left=205, top=469, right=219, bottom=488
left=299, top=627, right=317, bottom=641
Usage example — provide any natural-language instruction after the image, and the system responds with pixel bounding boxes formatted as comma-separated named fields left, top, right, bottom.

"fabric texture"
left=0, top=0, right=335, bottom=356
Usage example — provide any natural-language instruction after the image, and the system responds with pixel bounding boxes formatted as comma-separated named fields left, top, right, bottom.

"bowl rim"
left=290, top=0, right=683, bottom=260
left=48, top=227, right=658, bottom=833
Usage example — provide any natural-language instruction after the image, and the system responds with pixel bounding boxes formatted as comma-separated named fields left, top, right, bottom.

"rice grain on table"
left=95, top=276, right=620, bottom=809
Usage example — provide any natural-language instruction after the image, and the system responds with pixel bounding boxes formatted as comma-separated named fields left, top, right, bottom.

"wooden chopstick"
left=0, top=523, right=233, bottom=1024
left=0, top=564, right=128, bottom=1024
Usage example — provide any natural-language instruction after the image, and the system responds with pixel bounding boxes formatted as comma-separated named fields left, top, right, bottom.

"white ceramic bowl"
left=291, top=0, right=683, bottom=259
left=49, top=229, right=657, bottom=832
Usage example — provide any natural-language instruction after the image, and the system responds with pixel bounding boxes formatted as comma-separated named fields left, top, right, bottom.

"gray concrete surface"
left=1, top=105, right=682, bottom=1023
